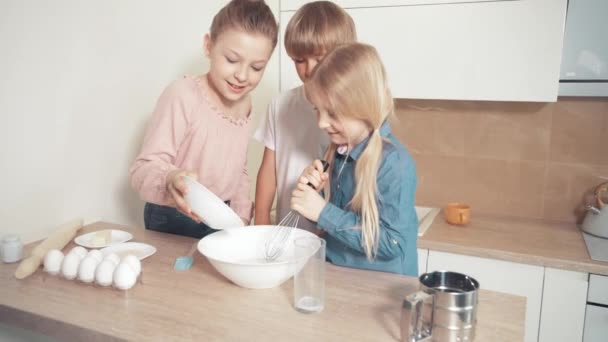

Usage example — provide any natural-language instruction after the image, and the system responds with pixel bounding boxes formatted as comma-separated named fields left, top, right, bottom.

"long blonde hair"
left=305, top=43, right=394, bottom=260
left=284, top=1, right=356, bottom=57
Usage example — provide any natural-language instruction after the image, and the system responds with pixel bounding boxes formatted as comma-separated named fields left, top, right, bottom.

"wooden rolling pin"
left=14, top=218, right=84, bottom=279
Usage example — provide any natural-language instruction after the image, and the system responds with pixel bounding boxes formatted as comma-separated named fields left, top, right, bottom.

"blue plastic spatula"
left=174, top=241, right=198, bottom=271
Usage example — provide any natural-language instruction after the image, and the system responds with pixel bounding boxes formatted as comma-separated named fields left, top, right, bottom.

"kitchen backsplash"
left=392, top=97, right=608, bottom=223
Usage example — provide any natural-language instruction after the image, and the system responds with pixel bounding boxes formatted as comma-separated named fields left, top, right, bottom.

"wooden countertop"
left=0, top=222, right=524, bottom=341
left=419, top=213, right=608, bottom=275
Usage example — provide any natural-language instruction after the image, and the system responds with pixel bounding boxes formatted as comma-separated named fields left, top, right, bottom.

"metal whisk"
left=264, top=211, right=301, bottom=262
left=264, top=160, right=329, bottom=262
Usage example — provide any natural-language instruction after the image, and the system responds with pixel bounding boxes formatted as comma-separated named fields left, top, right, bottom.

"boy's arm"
left=254, top=147, right=277, bottom=225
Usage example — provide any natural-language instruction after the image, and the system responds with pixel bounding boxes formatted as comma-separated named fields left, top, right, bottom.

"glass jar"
left=1, top=234, right=23, bottom=263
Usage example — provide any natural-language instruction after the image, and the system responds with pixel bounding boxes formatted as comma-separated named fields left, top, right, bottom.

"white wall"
left=0, top=0, right=278, bottom=243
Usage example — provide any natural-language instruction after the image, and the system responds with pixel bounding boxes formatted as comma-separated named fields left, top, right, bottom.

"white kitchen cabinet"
left=279, top=0, right=567, bottom=102
left=282, top=0, right=504, bottom=10
left=584, top=305, right=608, bottom=342
left=538, top=268, right=587, bottom=342
left=417, top=248, right=427, bottom=275
left=426, top=250, right=544, bottom=342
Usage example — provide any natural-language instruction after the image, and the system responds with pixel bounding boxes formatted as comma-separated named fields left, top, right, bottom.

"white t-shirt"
left=254, top=86, right=329, bottom=231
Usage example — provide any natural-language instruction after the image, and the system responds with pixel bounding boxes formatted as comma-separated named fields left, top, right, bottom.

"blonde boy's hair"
left=306, top=43, right=394, bottom=260
left=285, top=1, right=357, bottom=57
left=210, top=0, right=278, bottom=48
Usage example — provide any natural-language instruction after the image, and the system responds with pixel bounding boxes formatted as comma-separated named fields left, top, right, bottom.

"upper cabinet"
left=559, top=0, right=608, bottom=97
left=279, top=0, right=568, bottom=102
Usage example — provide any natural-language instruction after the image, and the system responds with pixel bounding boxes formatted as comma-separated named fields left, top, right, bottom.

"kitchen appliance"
left=401, top=271, right=479, bottom=342
left=583, top=274, right=608, bottom=341
left=582, top=233, right=608, bottom=263
left=581, top=182, right=608, bottom=238
left=559, top=0, right=608, bottom=96
left=581, top=182, right=608, bottom=263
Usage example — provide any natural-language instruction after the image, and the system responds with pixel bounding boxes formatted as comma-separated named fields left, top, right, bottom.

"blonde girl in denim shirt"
left=291, top=43, right=419, bottom=276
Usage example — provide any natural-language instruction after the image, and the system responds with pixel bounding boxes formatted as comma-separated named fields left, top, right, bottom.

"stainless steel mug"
left=401, top=271, right=480, bottom=342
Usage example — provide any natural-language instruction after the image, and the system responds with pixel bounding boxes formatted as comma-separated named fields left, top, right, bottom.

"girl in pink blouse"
left=130, top=0, right=277, bottom=238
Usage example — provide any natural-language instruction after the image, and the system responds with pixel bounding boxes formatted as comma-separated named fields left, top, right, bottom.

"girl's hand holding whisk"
left=300, top=159, right=329, bottom=190
left=166, top=169, right=202, bottom=223
left=291, top=160, right=329, bottom=222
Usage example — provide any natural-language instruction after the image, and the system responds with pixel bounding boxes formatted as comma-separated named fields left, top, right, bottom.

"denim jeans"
left=143, top=203, right=219, bottom=239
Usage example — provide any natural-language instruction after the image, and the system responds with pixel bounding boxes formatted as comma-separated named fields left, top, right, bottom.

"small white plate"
left=100, top=242, right=157, bottom=260
left=74, top=230, right=133, bottom=248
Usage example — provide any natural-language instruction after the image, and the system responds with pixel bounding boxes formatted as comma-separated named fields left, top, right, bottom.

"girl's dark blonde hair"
left=305, top=43, right=393, bottom=260
left=285, top=1, right=356, bottom=57
left=210, top=0, right=278, bottom=48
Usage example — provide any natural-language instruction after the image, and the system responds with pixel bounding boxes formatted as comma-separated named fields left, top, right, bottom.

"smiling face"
left=204, top=29, right=274, bottom=107
left=311, top=100, right=370, bottom=149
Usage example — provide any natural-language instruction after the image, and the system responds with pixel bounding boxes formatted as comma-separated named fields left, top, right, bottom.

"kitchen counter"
left=0, top=222, right=524, bottom=341
left=419, top=213, right=608, bottom=275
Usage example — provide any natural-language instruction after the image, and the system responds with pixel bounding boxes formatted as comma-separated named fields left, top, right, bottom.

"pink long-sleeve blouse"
left=129, top=75, right=253, bottom=221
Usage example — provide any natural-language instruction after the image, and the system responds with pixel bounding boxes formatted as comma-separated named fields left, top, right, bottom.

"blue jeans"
left=143, top=203, right=218, bottom=239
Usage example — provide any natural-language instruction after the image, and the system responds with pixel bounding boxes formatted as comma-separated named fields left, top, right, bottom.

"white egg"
left=86, top=249, right=103, bottom=263
left=43, top=249, right=64, bottom=275
left=69, top=246, right=88, bottom=260
left=61, top=252, right=81, bottom=280
left=113, top=262, right=137, bottom=290
left=121, top=255, right=141, bottom=276
left=95, top=260, right=116, bottom=286
left=77, top=256, right=98, bottom=283
left=103, top=253, right=120, bottom=266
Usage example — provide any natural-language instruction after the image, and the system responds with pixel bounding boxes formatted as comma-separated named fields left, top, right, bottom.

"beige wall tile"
left=411, top=154, right=545, bottom=218
left=544, top=164, right=608, bottom=222
left=409, top=153, right=468, bottom=207
left=394, top=97, right=608, bottom=223
left=549, top=98, right=608, bottom=165
left=460, top=159, right=545, bottom=219
left=464, top=103, right=552, bottom=161
left=393, top=103, right=467, bottom=156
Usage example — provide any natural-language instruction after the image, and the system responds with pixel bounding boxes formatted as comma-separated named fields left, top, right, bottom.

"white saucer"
left=74, top=230, right=133, bottom=249
left=100, top=242, right=157, bottom=260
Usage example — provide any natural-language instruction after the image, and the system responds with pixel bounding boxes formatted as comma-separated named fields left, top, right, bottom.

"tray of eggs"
left=43, top=246, right=141, bottom=290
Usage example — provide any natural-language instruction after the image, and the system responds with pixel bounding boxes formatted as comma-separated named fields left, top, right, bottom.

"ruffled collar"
left=193, top=75, right=251, bottom=127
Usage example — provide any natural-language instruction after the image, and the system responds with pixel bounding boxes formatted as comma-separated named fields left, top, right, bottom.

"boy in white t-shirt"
left=254, top=1, right=357, bottom=230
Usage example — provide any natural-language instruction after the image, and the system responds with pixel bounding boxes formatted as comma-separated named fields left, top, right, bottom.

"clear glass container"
left=1, top=234, right=23, bottom=263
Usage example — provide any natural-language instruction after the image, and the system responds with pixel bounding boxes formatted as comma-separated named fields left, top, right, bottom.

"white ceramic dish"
left=198, top=225, right=317, bottom=289
left=183, top=176, right=244, bottom=230
left=74, top=230, right=133, bottom=248
left=100, top=242, right=157, bottom=260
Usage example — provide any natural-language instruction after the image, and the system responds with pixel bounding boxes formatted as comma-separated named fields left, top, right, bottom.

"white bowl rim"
left=197, top=227, right=317, bottom=267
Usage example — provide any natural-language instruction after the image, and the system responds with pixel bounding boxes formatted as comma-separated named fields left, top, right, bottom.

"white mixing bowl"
left=197, top=225, right=318, bottom=289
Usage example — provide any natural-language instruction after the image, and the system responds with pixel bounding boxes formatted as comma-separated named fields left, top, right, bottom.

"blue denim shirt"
left=317, top=122, right=418, bottom=276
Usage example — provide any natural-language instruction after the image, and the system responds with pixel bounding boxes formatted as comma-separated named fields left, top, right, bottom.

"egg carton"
left=42, top=246, right=142, bottom=290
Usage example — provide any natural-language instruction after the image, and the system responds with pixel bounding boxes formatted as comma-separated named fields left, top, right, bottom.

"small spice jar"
left=1, top=234, right=23, bottom=263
